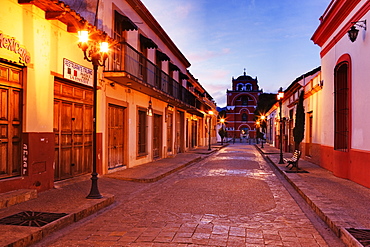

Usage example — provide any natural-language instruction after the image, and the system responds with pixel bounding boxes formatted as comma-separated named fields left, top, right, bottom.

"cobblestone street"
left=35, top=144, right=335, bottom=246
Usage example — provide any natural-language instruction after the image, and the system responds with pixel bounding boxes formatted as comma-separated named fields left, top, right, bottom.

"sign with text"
left=63, top=58, right=93, bottom=87
left=0, top=31, right=31, bottom=65
left=22, top=143, right=28, bottom=176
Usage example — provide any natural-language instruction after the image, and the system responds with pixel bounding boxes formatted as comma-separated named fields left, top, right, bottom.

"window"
left=241, top=96, right=248, bottom=106
left=334, top=62, right=349, bottom=151
left=138, top=109, right=147, bottom=155
left=246, top=83, right=252, bottom=91
left=113, top=11, right=124, bottom=70
left=237, top=83, right=243, bottom=91
left=113, top=11, right=138, bottom=70
left=242, top=113, right=248, bottom=121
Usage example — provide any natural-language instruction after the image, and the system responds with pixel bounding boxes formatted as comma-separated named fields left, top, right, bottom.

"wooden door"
left=191, top=120, right=197, bottom=148
left=54, top=81, right=93, bottom=181
left=108, top=104, right=124, bottom=169
left=306, top=113, right=313, bottom=156
left=0, top=64, right=22, bottom=178
left=153, top=114, right=162, bottom=159
left=55, top=101, right=72, bottom=179
left=167, top=112, right=173, bottom=153
left=175, top=111, right=184, bottom=153
left=0, top=86, right=22, bottom=178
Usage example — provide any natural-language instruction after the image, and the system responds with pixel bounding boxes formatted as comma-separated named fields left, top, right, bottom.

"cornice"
left=319, top=0, right=370, bottom=57
left=311, top=0, right=361, bottom=47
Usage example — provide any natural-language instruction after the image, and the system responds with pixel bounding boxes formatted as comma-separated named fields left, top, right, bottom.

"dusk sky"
left=140, top=0, right=330, bottom=107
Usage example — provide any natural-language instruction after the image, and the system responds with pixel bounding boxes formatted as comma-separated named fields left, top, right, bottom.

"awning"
left=115, top=11, right=138, bottom=31
left=156, top=50, right=170, bottom=61
left=179, top=72, right=189, bottom=80
left=140, top=34, right=158, bottom=49
left=121, top=16, right=138, bottom=31
left=169, top=63, right=180, bottom=71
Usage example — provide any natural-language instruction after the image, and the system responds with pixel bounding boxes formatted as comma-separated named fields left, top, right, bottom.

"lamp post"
left=220, top=118, right=225, bottom=145
left=260, top=115, right=265, bottom=148
left=208, top=110, right=213, bottom=151
left=277, top=87, right=285, bottom=164
left=255, top=120, right=260, bottom=145
left=78, top=30, right=109, bottom=199
left=233, top=108, right=236, bottom=144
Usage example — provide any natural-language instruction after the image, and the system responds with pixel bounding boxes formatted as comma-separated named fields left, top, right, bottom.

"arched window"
left=334, top=61, right=350, bottom=151
left=242, top=113, right=248, bottom=121
left=246, top=83, right=252, bottom=91
left=237, top=83, right=243, bottom=91
left=241, top=96, right=248, bottom=106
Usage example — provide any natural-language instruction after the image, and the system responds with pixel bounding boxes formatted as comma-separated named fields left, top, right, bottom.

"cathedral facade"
left=225, top=71, right=262, bottom=141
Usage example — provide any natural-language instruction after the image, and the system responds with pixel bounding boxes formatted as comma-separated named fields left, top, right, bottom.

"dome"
left=235, top=71, right=256, bottom=81
left=236, top=75, right=254, bottom=81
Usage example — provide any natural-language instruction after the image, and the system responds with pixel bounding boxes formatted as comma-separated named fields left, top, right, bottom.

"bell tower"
left=226, top=69, right=262, bottom=141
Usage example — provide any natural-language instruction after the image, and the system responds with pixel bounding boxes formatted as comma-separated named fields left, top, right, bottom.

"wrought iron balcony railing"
left=105, top=42, right=197, bottom=108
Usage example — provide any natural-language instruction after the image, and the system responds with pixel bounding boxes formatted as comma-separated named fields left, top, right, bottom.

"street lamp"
left=78, top=30, right=109, bottom=199
left=260, top=115, right=266, bottom=148
left=208, top=110, right=214, bottom=151
left=220, top=118, right=225, bottom=145
left=277, top=87, right=285, bottom=164
left=255, top=120, right=260, bottom=144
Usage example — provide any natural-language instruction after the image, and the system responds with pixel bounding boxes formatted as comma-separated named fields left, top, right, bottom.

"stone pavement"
left=255, top=143, right=370, bottom=247
left=0, top=145, right=222, bottom=247
left=32, top=144, right=332, bottom=247
left=1, top=142, right=369, bottom=246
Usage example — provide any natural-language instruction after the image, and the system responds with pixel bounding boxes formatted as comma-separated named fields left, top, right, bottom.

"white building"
left=311, top=0, right=370, bottom=187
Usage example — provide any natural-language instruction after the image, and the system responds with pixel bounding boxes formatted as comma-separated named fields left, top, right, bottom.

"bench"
left=284, top=150, right=301, bottom=170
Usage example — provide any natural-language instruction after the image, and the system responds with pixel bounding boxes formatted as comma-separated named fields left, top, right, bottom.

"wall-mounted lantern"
left=348, top=20, right=366, bottom=42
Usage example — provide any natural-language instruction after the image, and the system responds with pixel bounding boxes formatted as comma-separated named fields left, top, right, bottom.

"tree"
left=254, top=93, right=277, bottom=119
left=293, top=91, right=305, bottom=150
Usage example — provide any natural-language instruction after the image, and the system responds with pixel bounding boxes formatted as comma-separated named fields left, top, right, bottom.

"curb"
left=255, top=145, right=363, bottom=247
left=111, top=156, right=203, bottom=183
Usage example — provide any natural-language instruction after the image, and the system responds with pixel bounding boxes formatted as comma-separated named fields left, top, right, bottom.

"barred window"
left=334, top=62, right=349, bottom=152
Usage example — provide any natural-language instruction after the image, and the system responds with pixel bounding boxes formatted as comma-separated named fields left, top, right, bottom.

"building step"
left=0, top=189, right=37, bottom=209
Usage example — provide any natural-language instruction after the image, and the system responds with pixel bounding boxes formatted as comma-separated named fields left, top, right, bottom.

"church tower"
left=225, top=70, right=262, bottom=140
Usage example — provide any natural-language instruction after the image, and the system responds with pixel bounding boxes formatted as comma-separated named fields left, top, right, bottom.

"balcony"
left=104, top=42, right=200, bottom=112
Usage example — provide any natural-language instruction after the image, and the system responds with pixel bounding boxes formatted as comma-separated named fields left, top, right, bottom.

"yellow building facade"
left=0, top=0, right=217, bottom=193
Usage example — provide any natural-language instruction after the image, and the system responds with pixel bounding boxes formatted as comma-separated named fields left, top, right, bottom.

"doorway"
left=54, top=80, right=93, bottom=180
left=108, top=104, right=125, bottom=169
left=153, top=114, right=162, bottom=159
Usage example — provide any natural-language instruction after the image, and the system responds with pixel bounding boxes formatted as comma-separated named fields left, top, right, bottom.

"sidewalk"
left=255, top=143, right=370, bottom=247
left=104, top=146, right=220, bottom=183
left=0, top=145, right=224, bottom=247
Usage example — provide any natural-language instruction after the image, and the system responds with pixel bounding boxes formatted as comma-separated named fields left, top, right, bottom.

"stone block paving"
left=41, top=145, right=329, bottom=247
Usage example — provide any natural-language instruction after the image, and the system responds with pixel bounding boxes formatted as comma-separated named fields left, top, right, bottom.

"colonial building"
left=311, top=0, right=370, bottom=188
left=225, top=71, right=262, bottom=141
left=265, top=67, right=322, bottom=161
left=264, top=0, right=370, bottom=189
left=0, top=0, right=217, bottom=193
